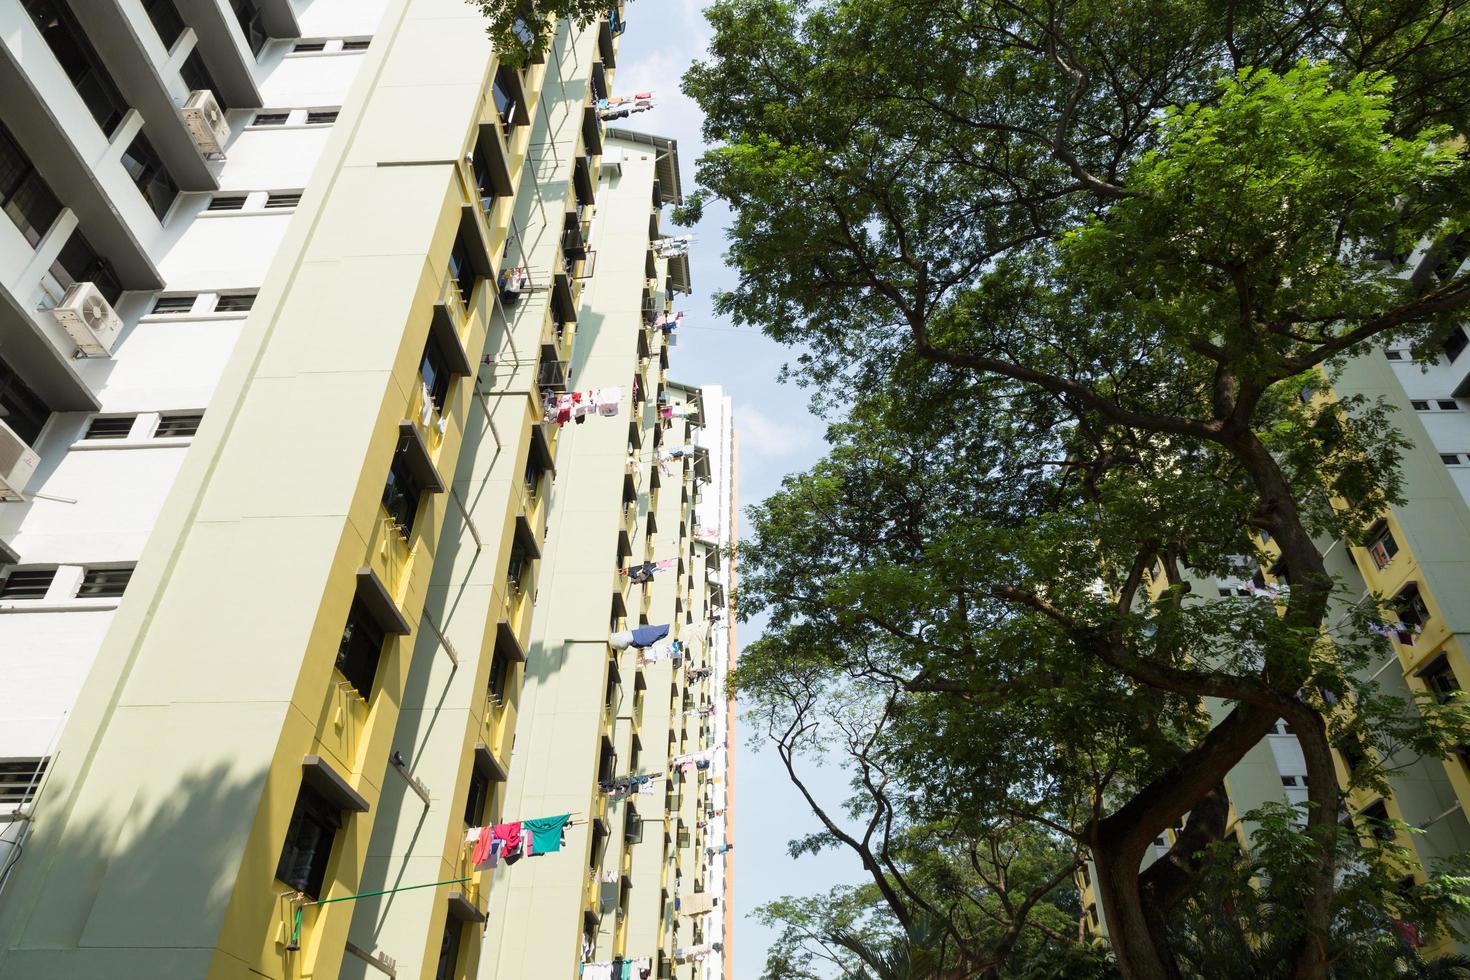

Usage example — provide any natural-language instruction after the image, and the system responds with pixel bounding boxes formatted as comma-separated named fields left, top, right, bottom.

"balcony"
left=574, top=154, right=597, bottom=206
left=537, top=352, right=570, bottom=392
left=582, top=105, right=604, bottom=156
left=598, top=15, right=617, bottom=67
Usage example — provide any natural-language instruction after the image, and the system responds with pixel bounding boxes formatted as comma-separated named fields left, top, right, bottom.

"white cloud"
left=733, top=403, right=816, bottom=458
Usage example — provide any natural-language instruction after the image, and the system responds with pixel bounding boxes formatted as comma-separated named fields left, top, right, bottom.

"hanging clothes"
left=629, top=624, right=670, bottom=648
left=523, top=813, right=572, bottom=855
left=491, top=821, right=525, bottom=863
left=596, top=386, right=622, bottom=416
left=610, top=630, right=634, bottom=650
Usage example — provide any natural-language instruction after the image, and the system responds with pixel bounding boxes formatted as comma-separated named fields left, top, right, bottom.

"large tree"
left=676, top=1, right=1470, bottom=977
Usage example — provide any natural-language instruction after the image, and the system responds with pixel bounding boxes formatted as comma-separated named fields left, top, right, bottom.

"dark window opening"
left=381, top=451, right=424, bottom=536
left=180, top=51, right=230, bottom=110
left=51, top=231, right=122, bottom=304
left=435, top=913, right=463, bottom=980
left=1395, top=583, right=1430, bottom=632
left=252, top=112, right=289, bottom=126
left=78, top=566, right=132, bottom=598
left=471, top=146, right=498, bottom=212
left=293, top=40, right=326, bottom=52
left=523, top=454, right=544, bottom=499
left=0, top=353, right=53, bottom=445
left=151, top=294, right=197, bottom=314
left=207, top=195, right=248, bottom=211
left=265, top=192, right=301, bottom=209
left=1439, top=400, right=1460, bottom=411
left=506, top=542, right=528, bottom=593
left=0, top=758, right=48, bottom=806
left=1444, top=327, right=1469, bottom=363
left=1338, top=733, right=1369, bottom=777
left=155, top=412, right=203, bottom=438
left=493, top=68, right=520, bottom=128
left=419, top=336, right=452, bottom=412
left=85, top=415, right=135, bottom=440
left=215, top=293, right=255, bottom=312
left=1358, top=800, right=1395, bottom=843
left=0, top=121, right=62, bottom=247
left=464, top=766, right=490, bottom=827
left=142, top=0, right=185, bottom=49
left=229, top=0, right=268, bottom=57
left=488, top=646, right=511, bottom=704
left=343, top=39, right=371, bottom=51
left=335, top=594, right=386, bottom=700
left=1421, top=657, right=1462, bottom=704
left=305, top=110, right=338, bottom=125
left=275, top=782, right=342, bottom=899
left=1412, top=399, right=1431, bottom=411
left=23, top=0, right=129, bottom=135
left=448, top=237, right=477, bottom=306
left=0, top=568, right=55, bottom=600
left=1366, top=521, right=1399, bottom=570
left=121, top=132, right=179, bottom=221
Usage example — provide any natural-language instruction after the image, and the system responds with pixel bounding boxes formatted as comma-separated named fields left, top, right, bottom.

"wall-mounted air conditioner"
left=181, top=90, right=230, bottom=156
left=51, top=281, right=122, bottom=356
left=0, top=419, right=40, bottom=501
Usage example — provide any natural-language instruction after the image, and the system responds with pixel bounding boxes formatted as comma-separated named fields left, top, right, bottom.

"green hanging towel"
left=523, top=813, right=572, bottom=855
left=620, top=961, right=633, bottom=980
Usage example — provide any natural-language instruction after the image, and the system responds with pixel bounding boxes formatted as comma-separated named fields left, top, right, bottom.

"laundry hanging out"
left=543, top=387, right=623, bottom=427
left=465, top=812, right=574, bottom=868
left=609, top=623, right=670, bottom=650
left=579, top=956, right=653, bottom=979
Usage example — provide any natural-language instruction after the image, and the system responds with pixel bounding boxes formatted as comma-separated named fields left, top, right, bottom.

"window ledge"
left=138, top=312, right=252, bottom=324
left=242, top=123, right=336, bottom=131
left=71, top=438, right=194, bottom=451
left=0, top=600, right=121, bottom=614
left=194, top=208, right=300, bottom=218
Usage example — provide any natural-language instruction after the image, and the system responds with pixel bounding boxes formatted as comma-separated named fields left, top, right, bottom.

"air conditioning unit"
left=51, top=281, right=122, bottom=356
left=180, top=90, right=230, bottom=156
left=0, top=419, right=40, bottom=501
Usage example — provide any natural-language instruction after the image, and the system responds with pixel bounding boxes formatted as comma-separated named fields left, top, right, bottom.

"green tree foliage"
left=682, top=1, right=1470, bottom=977
left=465, top=0, right=614, bottom=66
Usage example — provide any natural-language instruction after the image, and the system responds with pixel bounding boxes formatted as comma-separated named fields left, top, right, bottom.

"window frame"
left=120, top=131, right=179, bottom=222
left=275, top=782, right=343, bottom=900
left=335, top=594, right=388, bottom=701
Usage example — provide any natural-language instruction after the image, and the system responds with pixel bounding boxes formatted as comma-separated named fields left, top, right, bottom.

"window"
left=305, top=110, right=338, bottom=125
left=1385, top=349, right=1407, bottom=361
left=0, top=568, right=55, bottom=600
left=435, top=918, right=463, bottom=980
left=1357, top=800, right=1395, bottom=843
left=448, top=237, right=477, bottom=305
left=492, top=68, right=520, bottom=128
left=207, top=195, right=247, bottom=211
left=50, top=231, right=122, bottom=305
left=275, top=783, right=342, bottom=899
left=0, top=758, right=48, bottom=808
left=214, top=293, right=255, bottom=312
left=1441, top=453, right=1463, bottom=465
left=0, top=353, right=53, bottom=445
left=1445, top=328, right=1468, bottom=364
left=1412, top=399, right=1460, bottom=412
left=155, top=412, right=203, bottom=438
left=343, top=39, right=371, bottom=51
left=1440, top=400, right=1460, bottom=411
left=506, top=542, right=528, bottom=592
left=419, top=336, right=452, bottom=412
left=0, top=121, right=62, bottom=247
left=265, top=192, right=301, bottom=209
left=524, top=454, right=543, bottom=499
left=151, top=294, right=197, bottom=314
left=180, top=50, right=230, bottom=110
left=381, top=452, right=424, bottom=536
left=141, top=0, right=185, bottom=50
left=252, top=112, right=289, bottom=126
left=463, top=766, right=490, bottom=826
left=1366, top=521, right=1398, bottom=570
left=488, top=646, right=511, bottom=704
left=23, top=0, right=129, bottom=136
left=1281, top=775, right=1299, bottom=787
left=229, top=0, right=268, bottom=57
left=78, top=566, right=132, bottom=598
left=1420, top=656, right=1462, bottom=704
left=293, top=40, right=326, bottom=52
left=120, top=133, right=179, bottom=221
left=85, top=415, right=136, bottom=440
left=1412, top=400, right=1430, bottom=411
left=335, top=595, right=386, bottom=700
left=1395, top=583, right=1430, bottom=632
left=471, top=146, right=498, bottom=211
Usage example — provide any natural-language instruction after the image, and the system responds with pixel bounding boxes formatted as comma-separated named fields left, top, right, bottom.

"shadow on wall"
left=0, top=761, right=273, bottom=976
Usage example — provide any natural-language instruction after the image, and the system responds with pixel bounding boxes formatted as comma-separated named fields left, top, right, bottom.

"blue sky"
left=611, top=4, right=864, bottom=975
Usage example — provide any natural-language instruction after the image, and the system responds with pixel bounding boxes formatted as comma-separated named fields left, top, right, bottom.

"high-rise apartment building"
left=1078, top=289, right=1470, bottom=954
left=478, top=127, right=737, bottom=980
left=0, top=2, right=735, bottom=979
